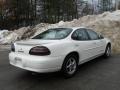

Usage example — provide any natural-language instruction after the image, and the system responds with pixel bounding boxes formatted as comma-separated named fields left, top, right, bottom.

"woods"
left=0, top=0, right=119, bottom=30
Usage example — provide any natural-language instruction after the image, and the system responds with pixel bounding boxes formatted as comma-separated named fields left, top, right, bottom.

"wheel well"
left=65, top=52, right=79, bottom=63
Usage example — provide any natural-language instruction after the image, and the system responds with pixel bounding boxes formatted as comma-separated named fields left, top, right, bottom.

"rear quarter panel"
left=45, top=40, right=78, bottom=57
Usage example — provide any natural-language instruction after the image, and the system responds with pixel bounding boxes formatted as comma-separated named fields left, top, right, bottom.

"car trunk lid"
left=15, top=39, right=58, bottom=54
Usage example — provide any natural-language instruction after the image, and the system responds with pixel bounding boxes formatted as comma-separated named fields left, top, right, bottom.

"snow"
left=1, top=10, right=120, bottom=53
left=0, top=30, right=18, bottom=45
left=0, top=30, right=9, bottom=39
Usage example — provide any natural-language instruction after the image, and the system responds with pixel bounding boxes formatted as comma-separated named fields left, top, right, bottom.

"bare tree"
left=98, top=0, right=113, bottom=13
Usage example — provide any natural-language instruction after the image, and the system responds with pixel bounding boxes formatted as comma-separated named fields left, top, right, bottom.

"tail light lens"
left=11, top=43, right=15, bottom=52
left=29, top=46, right=51, bottom=56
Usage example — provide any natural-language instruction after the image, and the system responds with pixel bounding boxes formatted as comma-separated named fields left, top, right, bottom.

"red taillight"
left=29, top=46, right=51, bottom=56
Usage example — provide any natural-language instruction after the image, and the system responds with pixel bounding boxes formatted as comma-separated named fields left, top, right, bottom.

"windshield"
left=33, top=28, right=73, bottom=40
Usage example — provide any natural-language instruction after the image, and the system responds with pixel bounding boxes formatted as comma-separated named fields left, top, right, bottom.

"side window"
left=71, top=29, right=89, bottom=41
left=87, top=29, right=99, bottom=40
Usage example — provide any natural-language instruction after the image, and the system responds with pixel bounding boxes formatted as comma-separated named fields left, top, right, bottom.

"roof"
left=71, top=27, right=87, bottom=30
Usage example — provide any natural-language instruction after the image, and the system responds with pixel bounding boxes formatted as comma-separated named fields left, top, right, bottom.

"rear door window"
left=71, top=29, right=89, bottom=41
left=86, top=29, right=99, bottom=40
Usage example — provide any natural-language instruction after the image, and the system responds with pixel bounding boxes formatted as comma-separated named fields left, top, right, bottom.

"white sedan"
left=9, top=27, right=111, bottom=78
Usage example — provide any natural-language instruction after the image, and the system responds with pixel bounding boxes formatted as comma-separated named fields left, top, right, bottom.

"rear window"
left=33, top=28, right=73, bottom=40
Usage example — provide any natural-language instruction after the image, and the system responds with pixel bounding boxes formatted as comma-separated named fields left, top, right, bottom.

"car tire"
left=61, top=54, right=78, bottom=78
left=104, top=44, right=111, bottom=58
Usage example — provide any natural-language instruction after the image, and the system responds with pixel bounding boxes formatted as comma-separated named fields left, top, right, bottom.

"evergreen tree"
left=36, top=0, right=78, bottom=23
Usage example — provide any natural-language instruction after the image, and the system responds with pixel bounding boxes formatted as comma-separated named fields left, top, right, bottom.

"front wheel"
left=61, top=54, right=78, bottom=78
left=104, top=44, right=111, bottom=58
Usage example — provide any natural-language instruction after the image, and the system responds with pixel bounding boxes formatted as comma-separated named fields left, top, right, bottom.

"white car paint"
left=9, top=27, right=111, bottom=73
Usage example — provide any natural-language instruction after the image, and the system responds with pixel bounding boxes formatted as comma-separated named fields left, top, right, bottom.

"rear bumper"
left=9, top=52, right=65, bottom=73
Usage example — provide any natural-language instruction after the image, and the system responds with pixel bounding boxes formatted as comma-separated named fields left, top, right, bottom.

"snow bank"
left=0, top=30, right=17, bottom=44
left=1, top=10, right=120, bottom=53
left=0, top=30, right=10, bottom=39
left=32, top=10, right=120, bottom=53
left=0, top=26, right=36, bottom=44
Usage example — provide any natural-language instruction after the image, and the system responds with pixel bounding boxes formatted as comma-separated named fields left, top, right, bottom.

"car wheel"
left=104, top=44, right=111, bottom=58
left=61, top=54, right=78, bottom=78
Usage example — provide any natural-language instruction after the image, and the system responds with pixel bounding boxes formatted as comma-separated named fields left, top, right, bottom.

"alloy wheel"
left=66, top=57, right=77, bottom=75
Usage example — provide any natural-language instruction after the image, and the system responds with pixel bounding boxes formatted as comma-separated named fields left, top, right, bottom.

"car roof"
left=71, top=27, right=87, bottom=30
left=52, top=27, right=87, bottom=31
left=49, top=27, right=89, bottom=32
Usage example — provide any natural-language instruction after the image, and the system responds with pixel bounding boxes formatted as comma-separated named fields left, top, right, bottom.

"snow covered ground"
left=1, top=10, right=120, bottom=53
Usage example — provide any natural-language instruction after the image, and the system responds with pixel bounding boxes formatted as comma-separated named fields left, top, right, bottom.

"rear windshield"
left=33, top=28, right=73, bottom=40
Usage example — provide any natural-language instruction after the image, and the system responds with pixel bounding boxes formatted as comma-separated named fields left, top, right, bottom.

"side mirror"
left=99, top=34, right=104, bottom=39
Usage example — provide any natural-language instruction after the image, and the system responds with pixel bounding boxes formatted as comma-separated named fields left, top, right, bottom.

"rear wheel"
left=104, top=44, right=111, bottom=58
left=61, top=54, right=78, bottom=78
